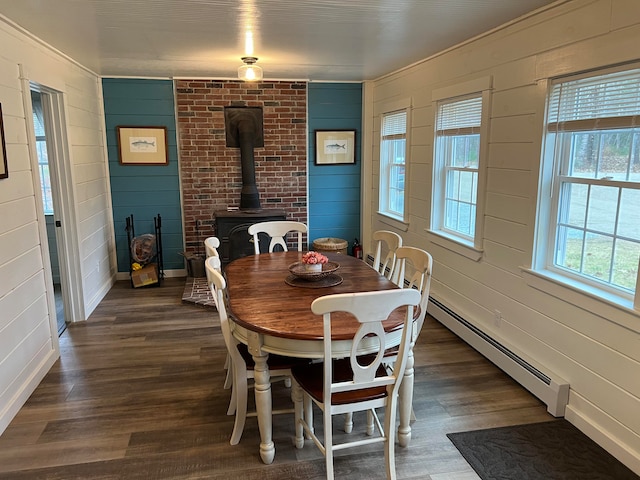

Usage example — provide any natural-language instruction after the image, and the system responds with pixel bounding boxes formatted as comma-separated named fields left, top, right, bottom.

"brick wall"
left=175, top=80, right=307, bottom=254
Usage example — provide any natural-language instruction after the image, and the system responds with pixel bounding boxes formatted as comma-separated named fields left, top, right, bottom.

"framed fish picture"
left=314, top=130, right=356, bottom=165
left=117, top=126, right=168, bottom=165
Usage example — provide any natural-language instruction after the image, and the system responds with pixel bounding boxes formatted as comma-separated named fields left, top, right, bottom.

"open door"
left=31, top=90, right=67, bottom=334
left=27, top=83, right=84, bottom=334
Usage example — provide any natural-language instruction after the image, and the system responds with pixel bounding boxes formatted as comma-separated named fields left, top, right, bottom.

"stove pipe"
left=224, top=107, right=264, bottom=209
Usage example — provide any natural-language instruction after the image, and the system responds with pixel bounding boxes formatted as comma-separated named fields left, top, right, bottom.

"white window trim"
left=378, top=98, right=412, bottom=223
left=428, top=76, right=492, bottom=259
left=377, top=213, right=409, bottom=232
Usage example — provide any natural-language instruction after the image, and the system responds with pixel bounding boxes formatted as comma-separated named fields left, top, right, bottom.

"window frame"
left=428, top=77, right=492, bottom=260
left=532, top=64, right=640, bottom=314
left=378, top=105, right=410, bottom=223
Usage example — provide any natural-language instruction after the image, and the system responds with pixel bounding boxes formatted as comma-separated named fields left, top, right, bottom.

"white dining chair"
left=387, top=245, right=433, bottom=426
left=205, top=256, right=309, bottom=445
left=291, top=288, right=421, bottom=480
left=391, top=246, right=433, bottom=338
left=204, top=236, right=220, bottom=258
left=247, top=220, right=307, bottom=254
left=369, top=230, right=402, bottom=280
left=344, top=245, right=433, bottom=436
left=204, top=253, right=233, bottom=390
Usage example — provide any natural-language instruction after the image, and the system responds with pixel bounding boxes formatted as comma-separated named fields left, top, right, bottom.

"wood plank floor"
left=0, top=278, right=553, bottom=479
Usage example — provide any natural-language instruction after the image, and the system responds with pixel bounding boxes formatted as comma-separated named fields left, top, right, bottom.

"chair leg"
left=227, top=363, right=237, bottom=416
left=229, top=372, right=248, bottom=445
left=223, top=354, right=233, bottom=389
left=291, top=380, right=304, bottom=448
left=324, top=409, right=335, bottom=480
left=343, top=412, right=353, bottom=433
left=384, top=400, right=398, bottom=480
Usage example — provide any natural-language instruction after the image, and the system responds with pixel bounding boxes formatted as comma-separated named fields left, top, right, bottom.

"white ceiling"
left=0, top=0, right=560, bottom=81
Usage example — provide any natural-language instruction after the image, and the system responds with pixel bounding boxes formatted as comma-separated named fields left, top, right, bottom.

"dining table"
left=224, top=251, right=417, bottom=464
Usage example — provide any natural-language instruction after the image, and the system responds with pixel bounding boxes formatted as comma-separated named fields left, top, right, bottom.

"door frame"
left=23, top=76, right=85, bottom=333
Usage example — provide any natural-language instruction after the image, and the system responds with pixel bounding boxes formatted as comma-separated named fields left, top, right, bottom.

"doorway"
left=30, top=88, right=69, bottom=335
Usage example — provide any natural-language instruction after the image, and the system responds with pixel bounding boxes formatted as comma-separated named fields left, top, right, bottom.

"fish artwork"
left=325, top=142, right=346, bottom=152
left=129, top=136, right=158, bottom=152
left=131, top=140, right=156, bottom=147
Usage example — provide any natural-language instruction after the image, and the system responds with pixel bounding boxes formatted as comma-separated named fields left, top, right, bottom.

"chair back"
left=311, top=288, right=420, bottom=405
left=371, top=230, right=402, bottom=280
left=204, top=255, right=222, bottom=305
left=205, top=256, right=240, bottom=360
left=247, top=220, right=307, bottom=255
left=204, top=236, right=220, bottom=258
left=391, top=246, right=433, bottom=340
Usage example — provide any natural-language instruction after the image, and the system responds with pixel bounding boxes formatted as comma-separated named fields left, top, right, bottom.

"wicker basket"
left=312, top=237, right=348, bottom=255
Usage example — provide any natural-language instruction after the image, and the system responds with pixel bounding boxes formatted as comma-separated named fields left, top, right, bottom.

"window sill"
left=522, top=268, right=640, bottom=334
left=426, top=229, right=483, bottom=261
left=376, top=212, right=409, bottom=232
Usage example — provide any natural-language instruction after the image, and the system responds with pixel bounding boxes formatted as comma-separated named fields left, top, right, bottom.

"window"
left=379, top=110, right=407, bottom=220
left=536, top=66, right=640, bottom=307
left=430, top=77, right=491, bottom=260
left=433, top=95, right=482, bottom=241
left=31, top=91, right=54, bottom=215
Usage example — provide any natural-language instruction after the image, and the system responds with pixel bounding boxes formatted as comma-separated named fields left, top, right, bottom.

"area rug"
left=447, top=420, right=638, bottom=480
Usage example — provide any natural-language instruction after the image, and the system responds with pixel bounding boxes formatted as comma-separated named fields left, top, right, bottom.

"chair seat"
left=292, top=358, right=388, bottom=405
left=237, top=343, right=310, bottom=370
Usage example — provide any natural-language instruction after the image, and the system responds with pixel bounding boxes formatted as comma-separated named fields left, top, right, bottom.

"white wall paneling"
left=0, top=17, right=114, bottom=435
left=363, top=0, right=640, bottom=473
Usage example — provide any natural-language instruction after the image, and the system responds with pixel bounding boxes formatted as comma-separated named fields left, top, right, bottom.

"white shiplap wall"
left=0, top=18, right=114, bottom=433
left=364, top=0, right=640, bottom=473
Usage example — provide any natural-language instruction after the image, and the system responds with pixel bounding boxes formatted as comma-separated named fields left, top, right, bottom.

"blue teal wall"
left=308, top=83, right=362, bottom=253
left=102, top=79, right=183, bottom=273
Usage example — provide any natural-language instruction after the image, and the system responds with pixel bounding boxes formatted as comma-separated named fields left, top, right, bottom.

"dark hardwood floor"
left=0, top=278, right=553, bottom=479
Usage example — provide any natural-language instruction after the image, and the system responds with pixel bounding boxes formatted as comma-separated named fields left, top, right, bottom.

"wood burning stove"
left=216, top=106, right=288, bottom=265
left=214, top=209, right=286, bottom=265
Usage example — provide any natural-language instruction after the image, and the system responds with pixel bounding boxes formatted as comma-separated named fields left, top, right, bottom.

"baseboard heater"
left=428, top=297, right=569, bottom=417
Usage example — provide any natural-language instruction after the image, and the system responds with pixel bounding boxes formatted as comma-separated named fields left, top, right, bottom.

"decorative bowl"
left=288, top=261, right=340, bottom=281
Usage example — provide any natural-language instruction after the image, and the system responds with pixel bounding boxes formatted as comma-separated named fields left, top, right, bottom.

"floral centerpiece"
left=301, top=251, right=328, bottom=271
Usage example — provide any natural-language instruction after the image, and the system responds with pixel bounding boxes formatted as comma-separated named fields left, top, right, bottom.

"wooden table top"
left=225, top=251, right=405, bottom=341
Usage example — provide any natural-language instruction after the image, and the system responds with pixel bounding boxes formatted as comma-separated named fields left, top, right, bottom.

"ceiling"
left=0, top=0, right=560, bottom=81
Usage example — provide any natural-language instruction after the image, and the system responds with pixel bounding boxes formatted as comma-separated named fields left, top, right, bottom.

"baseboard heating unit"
left=429, top=297, right=569, bottom=417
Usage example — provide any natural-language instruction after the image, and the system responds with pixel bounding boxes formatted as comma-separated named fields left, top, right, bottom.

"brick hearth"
left=181, top=277, right=216, bottom=309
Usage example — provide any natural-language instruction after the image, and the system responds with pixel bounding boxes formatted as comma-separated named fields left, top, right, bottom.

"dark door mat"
left=447, top=419, right=639, bottom=480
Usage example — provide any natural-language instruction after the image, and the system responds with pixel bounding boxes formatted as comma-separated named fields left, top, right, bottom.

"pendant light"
left=238, top=56, right=263, bottom=82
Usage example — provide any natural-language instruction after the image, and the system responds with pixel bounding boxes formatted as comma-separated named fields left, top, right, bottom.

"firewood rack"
left=125, top=213, right=164, bottom=288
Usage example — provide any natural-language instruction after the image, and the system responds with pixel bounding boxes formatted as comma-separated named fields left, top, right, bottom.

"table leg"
left=292, top=380, right=304, bottom=448
left=252, top=351, right=275, bottom=464
left=398, top=348, right=414, bottom=447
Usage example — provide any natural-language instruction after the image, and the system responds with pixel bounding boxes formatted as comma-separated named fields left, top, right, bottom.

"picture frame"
left=0, top=103, right=8, bottom=179
left=314, top=129, right=356, bottom=165
left=116, top=126, right=168, bottom=165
